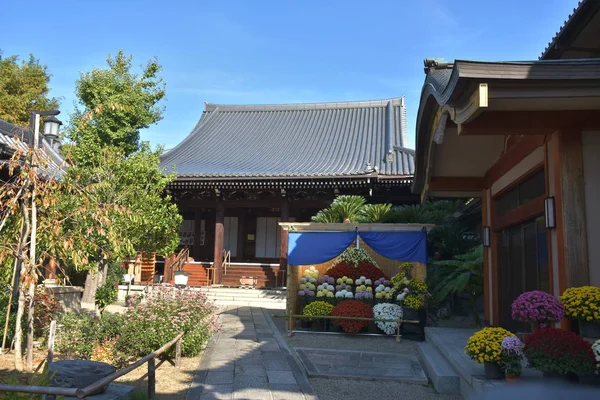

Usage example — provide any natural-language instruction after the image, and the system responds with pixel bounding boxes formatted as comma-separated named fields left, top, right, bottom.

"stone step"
left=206, top=294, right=286, bottom=301
left=198, top=288, right=286, bottom=295
left=201, top=290, right=286, bottom=297
left=213, top=299, right=287, bottom=309
left=416, top=342, right=460, bottom=394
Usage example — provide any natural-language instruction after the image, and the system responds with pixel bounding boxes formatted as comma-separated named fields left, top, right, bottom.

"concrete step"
left=213, top=299, right=286, bottom=309
left=199, top=289, right=285, bottom=296
left=204, top=295, right=287, bottom=302
left=416, top=342, right=460, bottom=394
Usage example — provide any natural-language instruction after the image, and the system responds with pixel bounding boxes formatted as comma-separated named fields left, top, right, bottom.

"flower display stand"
left=400, top=307, right=426, bottom=341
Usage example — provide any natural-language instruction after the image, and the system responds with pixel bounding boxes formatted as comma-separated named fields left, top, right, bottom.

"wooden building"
left=160, top=98, right=418, bottom=287
left=412, top=1, right=600, bottom=332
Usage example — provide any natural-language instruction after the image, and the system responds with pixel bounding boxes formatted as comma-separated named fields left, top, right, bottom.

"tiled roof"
left=160, top=98, right=414, bottom=179
left=540, top=0, right=600, bottom=60
left=0, top=119, right=66, bottom=178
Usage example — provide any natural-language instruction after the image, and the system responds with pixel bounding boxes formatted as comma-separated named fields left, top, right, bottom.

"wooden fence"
left=0, top=331, right=184, bottom=399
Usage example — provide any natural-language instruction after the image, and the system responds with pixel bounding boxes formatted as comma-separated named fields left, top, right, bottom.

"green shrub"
left=34, top=287, right=61, bottom=340
left=95, top=283, right=118, bottom=311
left=118, top=286, right=218, bottom=358
left=56, top=287, right=218, bottom=364
left=55, top=310, right=125, bottom=359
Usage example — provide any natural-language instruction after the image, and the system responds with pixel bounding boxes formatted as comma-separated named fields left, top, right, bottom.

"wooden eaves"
left=279, top=222, right=435, bottom=232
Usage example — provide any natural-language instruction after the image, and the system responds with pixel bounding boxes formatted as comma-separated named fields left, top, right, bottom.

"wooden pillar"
left=194, top=209, right=203, bottom=260
left=213, top=199, right=225, bottom=284
left=279, top=197, right=290, bottom=288
left=555, top=130, right=590, bottom=289
left=482, top=189, right=490, bottom=325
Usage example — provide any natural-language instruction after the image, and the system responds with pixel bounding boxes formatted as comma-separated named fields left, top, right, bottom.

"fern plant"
left=431, top=245, right=484, bottom=326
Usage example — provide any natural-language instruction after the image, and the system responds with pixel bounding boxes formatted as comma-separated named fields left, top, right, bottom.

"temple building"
left=412, top=0, right=600, bottom=332
left=159, top=98, right=418, bottom=286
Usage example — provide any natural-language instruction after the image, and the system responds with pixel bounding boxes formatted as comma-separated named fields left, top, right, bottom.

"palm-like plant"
left=358, top=203, right=394, bottom=223
left=311, top=195, right=366, bottom=223
left=431, top=245, right=484, bottom=326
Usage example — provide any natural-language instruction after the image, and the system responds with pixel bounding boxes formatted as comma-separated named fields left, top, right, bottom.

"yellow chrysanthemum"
left=464, top=327, right=515, bottom=364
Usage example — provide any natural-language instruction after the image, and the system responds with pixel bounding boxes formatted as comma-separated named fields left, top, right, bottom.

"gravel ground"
left=114, top=353, right=201, bottom=399
left=309, top=377, right=461, bottom=400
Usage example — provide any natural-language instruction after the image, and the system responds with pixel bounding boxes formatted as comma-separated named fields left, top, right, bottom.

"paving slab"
left=187, top=306, right=316, bottom=400
left=294, top=347, right=428, bottom=384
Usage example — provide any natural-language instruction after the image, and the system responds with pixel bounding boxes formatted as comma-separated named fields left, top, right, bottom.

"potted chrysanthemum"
left=511, top=291, right=564, bottom=333
left=560, top=286, right=600, bottom=338
left=500, top=336, right=524, bottom=382
left=465, top=327, right=516, bottom=379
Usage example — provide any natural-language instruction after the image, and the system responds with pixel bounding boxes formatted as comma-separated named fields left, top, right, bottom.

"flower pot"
left=543, top=371, right=578, bottom=382
left=530, top=322, right=541, bottom=334
left=578, top=320, right=600, bottom=338
left=484, top=362, right=504, bottom=380
left=300, top=319, right=312, bottom=329
left=400, top=307, right=426, bottom=341
left=505, top=373, right=520, bottom=383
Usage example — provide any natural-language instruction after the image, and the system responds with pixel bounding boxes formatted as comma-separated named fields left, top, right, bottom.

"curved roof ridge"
left=204, top=97, right=405, bottom=112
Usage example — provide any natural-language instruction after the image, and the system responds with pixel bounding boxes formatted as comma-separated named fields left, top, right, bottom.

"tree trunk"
left=14, top=200, right=30, bottom=371
left=14, top=282, right=26, bottom=371
left=26, top=280, right=35, bottom=371
left=100, top=257, right=109, bottom=285
left=81, top=269, right=102, bottom=305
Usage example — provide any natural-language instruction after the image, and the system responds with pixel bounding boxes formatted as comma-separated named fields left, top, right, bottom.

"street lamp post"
left=24, top=110, right=61, bottom=370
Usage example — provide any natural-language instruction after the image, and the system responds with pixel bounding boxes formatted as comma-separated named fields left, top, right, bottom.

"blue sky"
left=3, top=0, right=579, bottom=149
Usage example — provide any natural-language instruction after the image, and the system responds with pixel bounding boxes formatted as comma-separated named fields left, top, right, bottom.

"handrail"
left=223, top=249, right=231, bottom=276
left=0, top=332, right=184, bottom=399
left=173, top=248, right=190, bottom=272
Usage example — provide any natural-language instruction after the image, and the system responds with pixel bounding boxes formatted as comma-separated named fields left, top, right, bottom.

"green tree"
left=66, top=50, right=165, bottom=162
left=0, top=146, right=121, bottom=370
left=61, top=50, right=180, bottom=303
left=0, top=53, right=59, bottom=126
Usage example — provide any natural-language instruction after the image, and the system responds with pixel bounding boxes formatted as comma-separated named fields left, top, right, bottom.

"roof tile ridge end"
left=160, top=106, right=221, bottom=161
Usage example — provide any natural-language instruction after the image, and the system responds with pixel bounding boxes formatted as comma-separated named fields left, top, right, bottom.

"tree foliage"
left=0, top=52, right=60, bottom=126
left=66, top=50, right=165, bottom=163
left=431, top=246, right=484, bottom=326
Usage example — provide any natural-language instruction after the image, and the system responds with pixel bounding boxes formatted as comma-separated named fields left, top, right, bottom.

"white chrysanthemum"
left=592, top=339, right=600, bottom=364
left=345, top=292, right=354, bottom=298
left=317, top=285, right=324, bottom=291
left=365, top=279, right=372, bottom=286
left=373, top=303, right=403, bottom=335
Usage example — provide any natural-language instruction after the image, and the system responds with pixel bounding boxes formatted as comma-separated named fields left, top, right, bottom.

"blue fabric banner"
left=359, top=231, right=428, bottom=264
left=287, top=230, right=428, bottom=265
left=287, top=231, right=357, bottom=265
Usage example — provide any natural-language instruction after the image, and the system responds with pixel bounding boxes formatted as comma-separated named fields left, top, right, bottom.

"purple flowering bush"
left=511, top=291, right=565, bottom=327
left=119, top=286, right=219, bottom=358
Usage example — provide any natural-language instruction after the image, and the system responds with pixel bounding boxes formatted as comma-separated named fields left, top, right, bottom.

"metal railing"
left=223, top=249, right=231, bottom=275
left=0, top=332, right=184, bottom=399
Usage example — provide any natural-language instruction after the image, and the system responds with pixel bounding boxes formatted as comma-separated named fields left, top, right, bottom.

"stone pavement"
left=295, top=347, right=428, bottom=384
left=186, top=306, right=316, bottom=400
